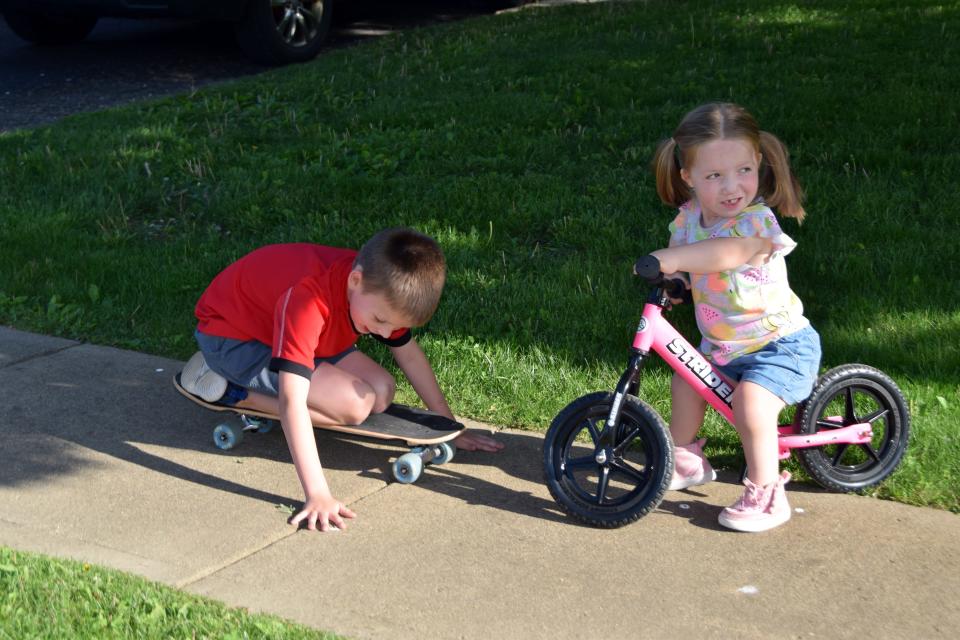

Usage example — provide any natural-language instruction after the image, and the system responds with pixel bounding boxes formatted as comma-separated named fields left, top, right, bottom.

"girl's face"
left=681, top=137, right=761, bottom=226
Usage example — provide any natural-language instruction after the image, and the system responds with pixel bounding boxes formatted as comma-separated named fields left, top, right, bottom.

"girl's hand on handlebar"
left=664, top=273, right=691, bottom=304
left=633, top=254, right=692, bottom=304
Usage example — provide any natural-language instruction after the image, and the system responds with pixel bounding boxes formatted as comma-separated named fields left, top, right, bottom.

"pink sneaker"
left=718, top=471, right=792, bottom=532
left=669, top=438, right=717, bottom=490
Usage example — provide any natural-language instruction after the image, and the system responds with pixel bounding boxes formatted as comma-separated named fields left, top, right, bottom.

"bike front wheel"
left=795, top=364, right=910, bottom=492
left=543, top=392, right=673, bottom=528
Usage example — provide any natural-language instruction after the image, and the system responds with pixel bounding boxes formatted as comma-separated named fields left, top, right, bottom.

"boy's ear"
left=347, top=268, right=364, bottom=291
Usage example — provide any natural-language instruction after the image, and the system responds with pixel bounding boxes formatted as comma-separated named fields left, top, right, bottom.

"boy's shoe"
left=718, top=471, right=792, bottom=533
left=669, top=437, right=717, bottom=490
left=180, top=351, right=228, bottom=403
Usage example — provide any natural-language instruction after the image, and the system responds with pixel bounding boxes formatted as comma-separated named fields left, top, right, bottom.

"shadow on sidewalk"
left=358, top=430, right=573, bottom=524
left=0, top=342, right=568, bottom=524
left=0, top=338, right=834, bottom=532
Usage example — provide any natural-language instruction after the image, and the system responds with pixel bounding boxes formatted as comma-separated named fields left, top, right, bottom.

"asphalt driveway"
left=0, top=0, right=519, bottom=132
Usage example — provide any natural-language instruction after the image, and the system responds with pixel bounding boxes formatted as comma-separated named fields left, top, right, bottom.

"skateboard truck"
left=392, top=443, right=457, bottom=484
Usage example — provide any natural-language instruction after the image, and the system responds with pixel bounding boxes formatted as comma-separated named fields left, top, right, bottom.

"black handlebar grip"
left=633, top=255, right=662, bottom=281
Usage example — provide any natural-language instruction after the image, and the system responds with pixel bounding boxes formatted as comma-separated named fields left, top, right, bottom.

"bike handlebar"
left=633, top=255, right=662, bottom=281
left=633, top=254, right=692, bottom=303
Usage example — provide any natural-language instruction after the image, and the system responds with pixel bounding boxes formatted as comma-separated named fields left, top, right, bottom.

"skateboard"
left=173, top=373, right=465, bottom=484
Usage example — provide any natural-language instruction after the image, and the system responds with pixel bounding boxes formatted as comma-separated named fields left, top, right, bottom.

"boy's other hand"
left=454, top=430, right=505, bottom=452
left=289, top=492, right=357, bottom=532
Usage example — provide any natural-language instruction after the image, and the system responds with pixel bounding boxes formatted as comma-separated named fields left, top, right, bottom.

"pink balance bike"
left=543, top=255, right=910, bottom=528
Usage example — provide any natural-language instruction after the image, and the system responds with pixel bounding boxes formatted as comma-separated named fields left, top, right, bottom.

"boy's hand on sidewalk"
left=454, top=430, right=505, bottom=452
left=289, top=492, right=357, bottom=532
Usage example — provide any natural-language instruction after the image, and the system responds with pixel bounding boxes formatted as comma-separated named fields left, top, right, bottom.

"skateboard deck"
left=174, top=373, right=464, bottom=445
left=174, top=372, right=465, bottom=484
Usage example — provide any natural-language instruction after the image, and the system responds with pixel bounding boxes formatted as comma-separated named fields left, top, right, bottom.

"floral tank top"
left=668, top=201, right=809, bottom=366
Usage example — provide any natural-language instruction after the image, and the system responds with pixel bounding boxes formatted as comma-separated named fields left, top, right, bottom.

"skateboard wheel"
left=432, top=442, right=456, bottom=465
left=256, top=419, right=276, bottom=434
left=213, top=422, right=244, bottom=450
left=392, top=452, right=423, bottom=484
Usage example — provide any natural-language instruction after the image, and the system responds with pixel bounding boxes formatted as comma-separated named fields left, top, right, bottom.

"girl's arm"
left=653, top=236, right=772, bottom=275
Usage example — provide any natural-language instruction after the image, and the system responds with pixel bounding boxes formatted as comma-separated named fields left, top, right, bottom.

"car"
left=0, top=0, right=333, bottom=64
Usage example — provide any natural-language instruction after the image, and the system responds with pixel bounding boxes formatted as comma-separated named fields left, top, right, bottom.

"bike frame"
left=602, top=286, right=874, bottom=460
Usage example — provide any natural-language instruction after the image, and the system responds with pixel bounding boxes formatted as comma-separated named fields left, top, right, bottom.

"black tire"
left=543, top=392, right=673, bottom=528
left=234, top=0, right=332, bottom=65
left=795, top=364, right=910, bottom=492
left=2, top=9, right=98, bottom=45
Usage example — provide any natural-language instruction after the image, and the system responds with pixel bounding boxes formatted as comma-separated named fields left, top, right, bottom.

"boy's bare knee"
left=338, top=393, right=376, bottom=426
left=370, top=373, right=396, bottom=413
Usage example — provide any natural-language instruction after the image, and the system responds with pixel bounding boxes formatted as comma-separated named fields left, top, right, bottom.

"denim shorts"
left=713, top=325, right=822, bottom=406
left=194, top=330, right=357, bottom=397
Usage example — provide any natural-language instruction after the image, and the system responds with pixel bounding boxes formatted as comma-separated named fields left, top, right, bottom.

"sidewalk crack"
left=173, top=527, right=300, bottom=589
left=0, top=342, right=82, bottom=369
left=174, top=483, right=393, bottom=589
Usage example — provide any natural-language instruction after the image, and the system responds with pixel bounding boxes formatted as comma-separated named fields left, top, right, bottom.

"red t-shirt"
left=195, top=243, right=410, bottom=380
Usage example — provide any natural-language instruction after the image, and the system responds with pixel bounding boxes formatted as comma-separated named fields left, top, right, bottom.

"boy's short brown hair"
left=354, top=228, right=446, bottom=325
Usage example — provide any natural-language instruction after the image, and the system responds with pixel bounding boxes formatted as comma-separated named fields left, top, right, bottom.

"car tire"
left=2, top=9, right=98, bottom=45
left=234, top=0, right=333, bottom=65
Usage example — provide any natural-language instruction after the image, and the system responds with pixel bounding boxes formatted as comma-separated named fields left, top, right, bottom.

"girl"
left=649, top=103, right=821, bottom=532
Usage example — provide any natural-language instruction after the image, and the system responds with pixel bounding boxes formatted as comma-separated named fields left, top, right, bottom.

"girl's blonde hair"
left=652, top=103, right=806, bottom=222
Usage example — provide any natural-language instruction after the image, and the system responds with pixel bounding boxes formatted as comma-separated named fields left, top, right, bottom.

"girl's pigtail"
left=758, top=131, right=806, bottom=222
left=652, top=138, right=691, bottom=207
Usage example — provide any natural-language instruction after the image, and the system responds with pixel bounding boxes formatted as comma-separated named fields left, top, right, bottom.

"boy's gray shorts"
left=194, top=330, right=357, bottom=397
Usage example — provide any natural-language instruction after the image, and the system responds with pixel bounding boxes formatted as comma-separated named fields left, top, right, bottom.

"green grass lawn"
left=1, top=0, right=957, bottom=509
left=1, top=3, right=958, bottom=628
left=2, top=0, right=958, bottom=634
left=0, top=546, right=341, bottom=639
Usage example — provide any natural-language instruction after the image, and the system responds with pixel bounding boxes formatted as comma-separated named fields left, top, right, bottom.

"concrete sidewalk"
left=1, top=326, right=957, bottom=639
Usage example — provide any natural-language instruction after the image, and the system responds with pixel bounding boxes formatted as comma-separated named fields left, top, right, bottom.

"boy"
left=180, top=227, right=503, bottom=532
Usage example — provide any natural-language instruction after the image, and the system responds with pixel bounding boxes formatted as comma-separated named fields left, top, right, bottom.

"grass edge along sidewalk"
left=0, top=546, right=344, bottom=639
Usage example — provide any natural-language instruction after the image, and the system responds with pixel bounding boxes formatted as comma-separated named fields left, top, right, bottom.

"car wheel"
left=235, top=0, right=333, bottom=65
left=2, top=9, right=98, bottom=45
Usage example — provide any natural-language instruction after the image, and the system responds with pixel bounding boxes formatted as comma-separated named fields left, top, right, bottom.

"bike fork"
left=597, top=351, right=647, bottom=452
